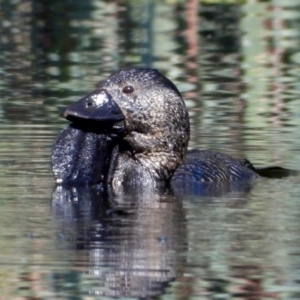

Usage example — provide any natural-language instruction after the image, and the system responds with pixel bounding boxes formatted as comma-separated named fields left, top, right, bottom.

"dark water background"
left=1, top=0, right=300, bottom=299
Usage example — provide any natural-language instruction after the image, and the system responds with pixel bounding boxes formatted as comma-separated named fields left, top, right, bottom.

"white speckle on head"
left=91, top=92, right=108, bottom=106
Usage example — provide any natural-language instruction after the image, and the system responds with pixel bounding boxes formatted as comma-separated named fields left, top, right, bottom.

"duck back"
left=172, top=149, right=259, bottom=183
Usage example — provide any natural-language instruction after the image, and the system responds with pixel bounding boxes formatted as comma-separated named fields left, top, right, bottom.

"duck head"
left=62, top=68, right=190, bottom=189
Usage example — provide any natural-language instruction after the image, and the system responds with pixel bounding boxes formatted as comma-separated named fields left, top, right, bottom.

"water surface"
left=1, top=0, right=300, bottom=298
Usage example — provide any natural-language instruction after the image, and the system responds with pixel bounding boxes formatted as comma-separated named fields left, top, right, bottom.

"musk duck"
left=52, top=68, right=296, bottom=191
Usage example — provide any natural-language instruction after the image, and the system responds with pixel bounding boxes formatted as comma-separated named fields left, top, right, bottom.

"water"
left=1, top=0, right=300, bottom=298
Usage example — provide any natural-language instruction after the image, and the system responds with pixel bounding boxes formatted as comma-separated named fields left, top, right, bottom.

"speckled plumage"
left=99, top=68, right=190, bottom=189
left=53, top=68, right=260, bottom=191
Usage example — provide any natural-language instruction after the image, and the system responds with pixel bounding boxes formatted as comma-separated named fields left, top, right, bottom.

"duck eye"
left=122, top=85, right=134, bottom=94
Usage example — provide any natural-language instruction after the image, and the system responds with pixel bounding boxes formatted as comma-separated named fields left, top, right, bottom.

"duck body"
left=52, top=68, right=260, bottom=191
left=173, top=149, right=258, bottom=183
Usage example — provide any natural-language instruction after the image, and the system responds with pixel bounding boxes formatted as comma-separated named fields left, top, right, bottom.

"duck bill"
left=62, top=89, right=124, bottom=124
left=52, top=89, right=125, bottom=185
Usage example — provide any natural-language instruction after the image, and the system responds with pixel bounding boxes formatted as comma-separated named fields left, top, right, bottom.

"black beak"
left=61, top=89, right=124, bottom=123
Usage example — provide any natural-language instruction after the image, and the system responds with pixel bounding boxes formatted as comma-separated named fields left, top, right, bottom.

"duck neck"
left=111, top=122, right=189, bottom=190
left=112, top=148, right=182, bottom=190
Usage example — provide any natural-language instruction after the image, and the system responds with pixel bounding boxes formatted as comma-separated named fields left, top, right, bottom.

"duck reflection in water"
left=52, top=185, right=187, bottom=298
